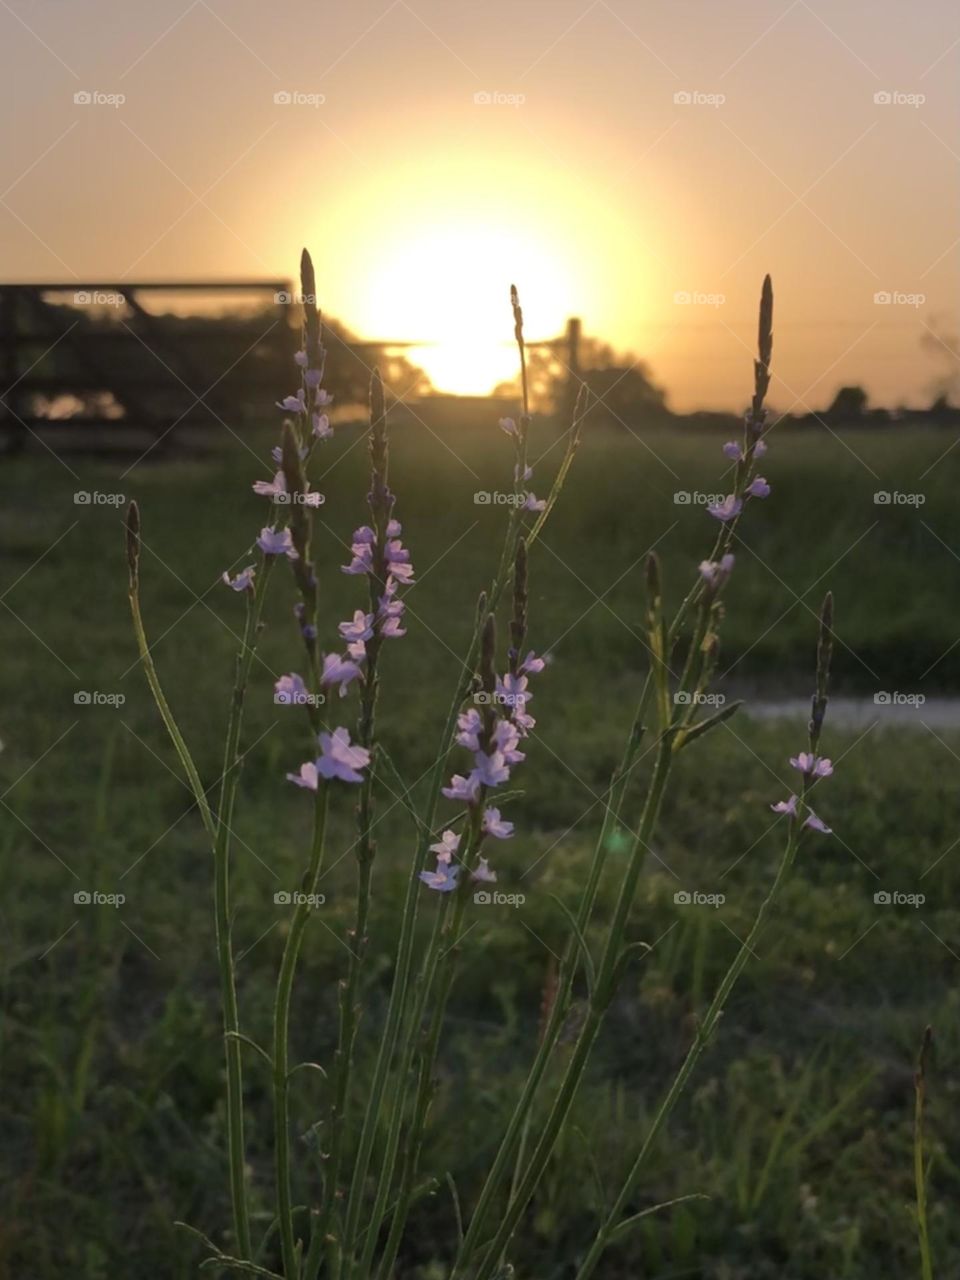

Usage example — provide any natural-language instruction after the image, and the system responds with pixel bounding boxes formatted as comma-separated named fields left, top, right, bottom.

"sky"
left=0, top=0, right=957, bottom=409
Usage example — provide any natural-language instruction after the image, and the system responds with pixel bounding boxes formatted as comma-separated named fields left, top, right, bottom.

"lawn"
left=2, top=413, right=960, bottom=1278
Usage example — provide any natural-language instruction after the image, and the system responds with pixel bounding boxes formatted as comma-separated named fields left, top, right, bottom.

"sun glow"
left=351, top=222, right=578, bottom=396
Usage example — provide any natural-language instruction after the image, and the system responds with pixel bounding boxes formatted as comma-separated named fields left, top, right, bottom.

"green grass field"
left=3, top=415, right=960, bottom=1278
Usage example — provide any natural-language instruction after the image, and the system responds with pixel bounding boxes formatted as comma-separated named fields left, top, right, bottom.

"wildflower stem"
left=573, top=813, right=804, bottom=1280
left=322, top=373, right=390, bottom=1244
left=466, top=735, right=676, bottom=1280
left=215, top=560, right=273, bottom=1261
left=273, top=780, right=330, bottom=1278
left=454, top=676, right=653, bottom=1269
left=914, top=1026, right=934, bottom=1280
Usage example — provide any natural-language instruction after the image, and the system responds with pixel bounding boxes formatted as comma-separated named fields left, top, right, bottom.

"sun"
left=351, top=222, right=576, bottom=396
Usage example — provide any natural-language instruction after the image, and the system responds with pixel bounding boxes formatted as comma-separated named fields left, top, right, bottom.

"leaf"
left=223, top=1031, right=273, bottom=1070
left=549, top=895, right=595, bottom=996
left=672, top=700, right=743, bottom=752
left=610, top=1193, right=710, bottom=1243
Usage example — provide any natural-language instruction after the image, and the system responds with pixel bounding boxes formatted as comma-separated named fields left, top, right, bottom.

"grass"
left=2, top=415, right=960, bottom=1277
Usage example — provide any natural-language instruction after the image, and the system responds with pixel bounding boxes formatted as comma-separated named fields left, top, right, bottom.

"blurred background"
left=2, top=2, right=960, bottom=1278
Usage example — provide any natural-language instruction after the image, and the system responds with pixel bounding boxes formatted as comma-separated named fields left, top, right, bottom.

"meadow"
left=3, top=414, right=960, bottom=1278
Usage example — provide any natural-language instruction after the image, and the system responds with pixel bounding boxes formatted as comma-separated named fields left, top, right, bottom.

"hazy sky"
left=1, top=0, right=957, bottom=408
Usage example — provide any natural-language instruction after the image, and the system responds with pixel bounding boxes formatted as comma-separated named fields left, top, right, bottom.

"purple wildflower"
left=722, top=441, right=743, bottom=461
left=771, top=794, right=799, bottom=815
left=499, top=416, right=519, bottom=437
left=316, top=727, right=370, bottom=783
left=519, top=651, right=545, bottom=675
left=522, top=492, right=546, bottom=513
left=699, top=553, right=735, bottom=591
left=482, top=807, right=514, bottom=839
left=442, top=773, right=481, bottom=803
left=790, top=752, right=833, bottom=779
left=493, top=719, right=525, bottom=766
left=429, top=829, right=461, bottom=863
left=746, top=476, right=771, bottom=499
left=473, top=750, right=510, bottom=788
left=277, top=390, right=307, bottom=414
left=338, top=610, right=374, bottom=643
left=419, top=861, right=461, bottom=892
left=313, top=413, right=333, bottom=440
left=222, top=565, right=255, bottom=592
left=804, top=810, right=832, bottom=834
left=320, top=652, right=363, bottom=697
left=472, top=857, right=497, bottom=883
left=287, top=761, right=320, bottom=790
left=275, top=673, right=310, bottom=706
left=456, top=708, right=483, bottom=752
left=707, top=495, right=743, bottom=522
left=754, top=439, right=768, bottom=457
left=257, top=526, right=299, bottom=559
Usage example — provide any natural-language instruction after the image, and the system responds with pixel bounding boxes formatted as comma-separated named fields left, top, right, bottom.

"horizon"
left=1, top=0, right=957, bottom=409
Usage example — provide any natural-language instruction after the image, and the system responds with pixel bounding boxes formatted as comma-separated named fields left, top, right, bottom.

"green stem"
left=454, top=677, right=653, bottom=1269
left=574, top=816, right=803, bottom=1280
left=274, top=781, right=330, bottom=1277
left=215, top=565, right=272, bottom=1260
left=465, top=736, right=675, bottom=1280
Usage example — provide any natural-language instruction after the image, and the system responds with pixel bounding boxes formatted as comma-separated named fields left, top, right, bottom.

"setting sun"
left=350, top=221, right=577, bottom=395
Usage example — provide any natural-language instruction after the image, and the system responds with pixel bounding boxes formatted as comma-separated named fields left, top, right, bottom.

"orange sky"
left=1, top=0, right=957, bottom=409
